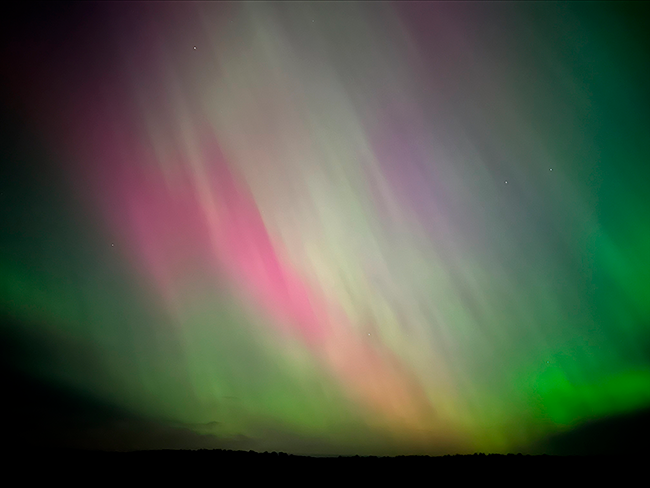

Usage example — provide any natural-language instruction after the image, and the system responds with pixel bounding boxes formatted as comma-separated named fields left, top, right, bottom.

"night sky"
left=1, top=2, right=650, bottom=456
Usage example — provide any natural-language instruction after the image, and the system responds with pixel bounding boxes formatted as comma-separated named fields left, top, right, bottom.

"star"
left=111, top=243, right=114, bottom=247
left=505, top=180, right=508, bottom=184
left=193, top=46, right=197, bottom=50
left=549, top=168, right=553, bottom=171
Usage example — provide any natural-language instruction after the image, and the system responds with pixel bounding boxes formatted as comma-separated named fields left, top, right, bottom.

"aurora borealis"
left=1, top=2, right=650, bottom=455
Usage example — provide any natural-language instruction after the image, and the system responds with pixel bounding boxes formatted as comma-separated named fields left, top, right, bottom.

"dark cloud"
left=0, top=314, right=231, bottom=452
left=529, top=408, right=650, bottom=456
